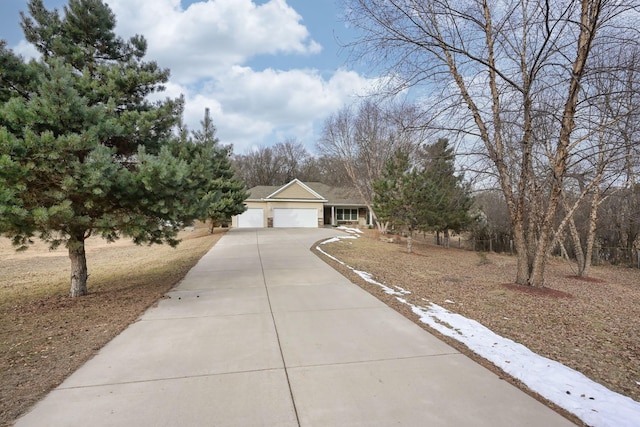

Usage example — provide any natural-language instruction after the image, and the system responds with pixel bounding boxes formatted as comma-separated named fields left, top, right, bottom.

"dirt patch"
left=314, top=229, right=640, bottom=423
left=501, top=283, right=574, bottom=298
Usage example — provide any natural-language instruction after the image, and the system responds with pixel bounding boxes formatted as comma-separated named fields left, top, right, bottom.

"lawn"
left=315, top=230, right=640, bottom=413
left=0, top=223, right=224, bottom=426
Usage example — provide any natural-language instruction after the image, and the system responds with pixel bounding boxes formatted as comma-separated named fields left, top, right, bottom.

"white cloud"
left=16, top=0, right=378, bottom=153
left=12, top=39, right=39, bottom=60
left=105, top=0, right=322, bottom=83
left=216, top=66, right=363, bottom=122
left=99, top=0, right=379, bottom=152
left=179, top=67, right=378, bottom=152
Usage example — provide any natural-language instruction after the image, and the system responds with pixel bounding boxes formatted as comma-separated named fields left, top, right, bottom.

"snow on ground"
left=320, top=235, right=357, bottom=245
left=318, top=235, right=640, bottom=427
left=337, top=226, right=363, bottom=234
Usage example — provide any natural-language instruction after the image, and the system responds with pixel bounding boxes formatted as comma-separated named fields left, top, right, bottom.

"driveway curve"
left=16, top=228, right=574, bottom=426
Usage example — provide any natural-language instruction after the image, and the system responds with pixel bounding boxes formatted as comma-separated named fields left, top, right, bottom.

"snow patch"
left=317, top=237, right=406, bottom=297
left=394, top=285, right=411, bottom=295
left=405, top=301, right=640, bottom=427
left=317, top=236, right=640, bottom=427
left=337, top=226, right=363, bottom=234
left=321, top=235, right=357, bottom=245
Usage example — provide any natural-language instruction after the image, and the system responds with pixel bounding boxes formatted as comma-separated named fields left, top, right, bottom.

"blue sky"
left=1, top=0, right=380, bottom=154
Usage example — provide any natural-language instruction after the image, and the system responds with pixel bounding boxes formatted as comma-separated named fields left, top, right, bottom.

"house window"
left=337, top=208, right=358, bottom=221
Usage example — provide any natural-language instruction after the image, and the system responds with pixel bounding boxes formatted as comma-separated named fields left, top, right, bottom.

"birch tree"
left=553, top=45, right=640, bottom=276
left=344, top=0, right=639, bottom=286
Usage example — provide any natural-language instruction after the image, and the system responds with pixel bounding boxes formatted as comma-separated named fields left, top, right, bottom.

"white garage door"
left=273, top=208, right=318, bottom=228
left=237, top=208, right=264, bottom=228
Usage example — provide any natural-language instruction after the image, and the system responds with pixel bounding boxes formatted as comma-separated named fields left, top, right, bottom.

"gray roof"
left=305, top=182, right=365, bottom=206
left=246, top=185, right=281, bottom=200
left=246, top=181, right=365, bottom=206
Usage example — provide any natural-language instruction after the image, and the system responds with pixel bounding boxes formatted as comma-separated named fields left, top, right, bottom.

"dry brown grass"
left=0, top=223, right=224, bottom=426
left=316, top=230, right=640, bottom=407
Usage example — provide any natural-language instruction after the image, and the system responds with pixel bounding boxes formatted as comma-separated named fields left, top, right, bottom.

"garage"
left=236, top=208, right=264, bottom=228
left=273, top=208, right=318, bottom=228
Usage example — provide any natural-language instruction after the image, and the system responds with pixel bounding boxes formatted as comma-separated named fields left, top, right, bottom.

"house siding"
left=274, top=184, right=317, bottom=199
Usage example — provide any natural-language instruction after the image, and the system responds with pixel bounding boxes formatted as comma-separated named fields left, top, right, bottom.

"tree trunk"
left=376, top=220, right=388, bottom=234
left=68, top=236, right=88, bottom=297
left=406, top=232, right=413, bottom=253
left=513, top=220, right=530, bottom=285
left=567, top=214, right=586, bottom=275
left=529, top=194, right=559, bottom=287
left=582, top=187, right=602, bottom=277
left=558, top=240, right=571, bottom=263
left=529, top=250, right=547, bottom=287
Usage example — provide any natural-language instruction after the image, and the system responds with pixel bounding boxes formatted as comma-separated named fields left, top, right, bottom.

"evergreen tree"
left=186, top=108, right=247, bottom=233
left=420, top=139, right=474, bottom=247
left=0, top=41, right=36, bottom=105
left=373, top=151, right=406, bottom=230
left=0, top=0, right=208, bottom=297
left=373, top=150, right=430, bottom=253
left=373, top=140, right=473, bottom=251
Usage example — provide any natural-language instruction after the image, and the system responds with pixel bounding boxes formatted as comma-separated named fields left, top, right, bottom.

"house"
left=232, top=179, right=374, bottom=228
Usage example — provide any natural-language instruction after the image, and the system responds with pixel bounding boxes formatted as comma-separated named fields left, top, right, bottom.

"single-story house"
left=232, top=179, right=373, bottom=228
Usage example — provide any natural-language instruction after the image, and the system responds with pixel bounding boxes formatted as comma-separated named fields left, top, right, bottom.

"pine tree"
left=373, top=150, right=430, bottom=252
left=186, top=108, right=247, bottom=233
left=372, top=151, right=407, bottom=230
left=0, top=41, right=36, bottom=105
left=373, top=140, right=473, bottom=251
left=420, top=139, right=474, bottom=247
left=0, top=0, right=206, bottom=297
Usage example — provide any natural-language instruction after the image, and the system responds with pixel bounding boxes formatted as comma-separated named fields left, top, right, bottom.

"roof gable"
left=266, top=179, right=326, bottom=201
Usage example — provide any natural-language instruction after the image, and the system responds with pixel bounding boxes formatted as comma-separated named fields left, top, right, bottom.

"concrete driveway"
left=15, top=228, right=574, bottom=426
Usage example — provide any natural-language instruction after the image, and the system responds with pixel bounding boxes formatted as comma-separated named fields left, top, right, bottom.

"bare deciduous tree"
left=317, top=98, right=428, bottom=232
left=232, top=139, right=322, bottom=187
left=549, top=44, right=640, bottom=276
left=344, top=0, right=639, bottom=286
